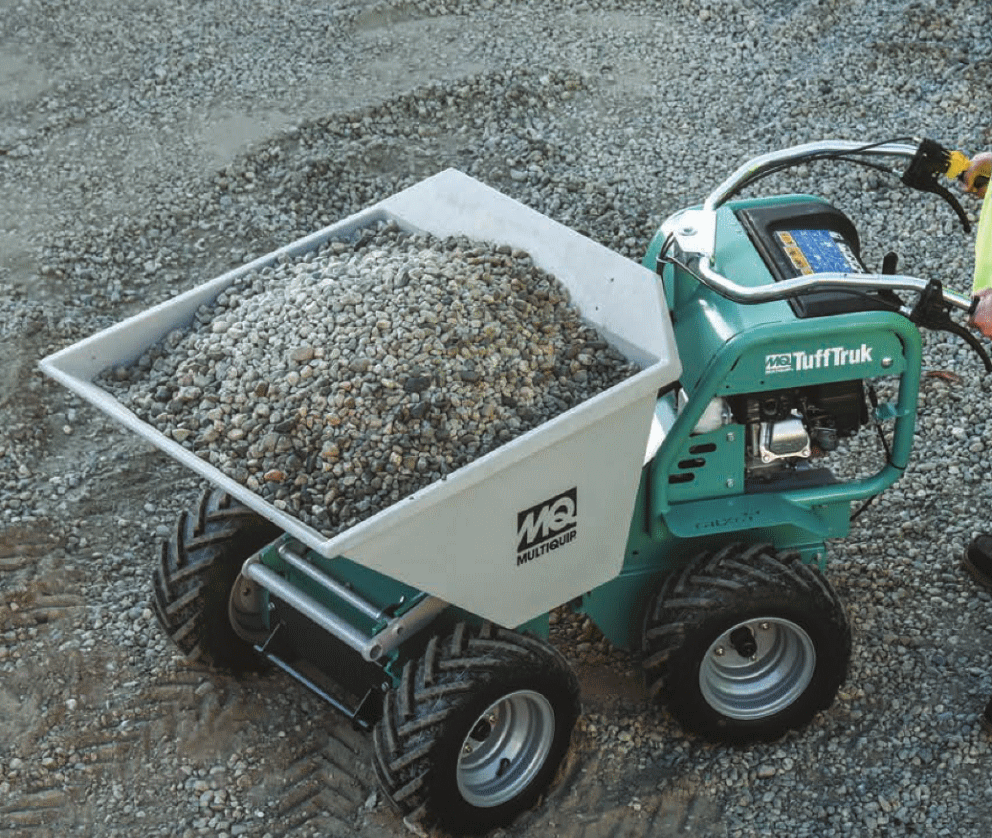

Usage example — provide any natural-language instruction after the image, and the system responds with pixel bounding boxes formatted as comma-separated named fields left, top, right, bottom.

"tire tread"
left=642, top=542, right=850, bottom=743
left=152, top=488, right=281, bottom=669
left=373, top=621, right=579, bottom=833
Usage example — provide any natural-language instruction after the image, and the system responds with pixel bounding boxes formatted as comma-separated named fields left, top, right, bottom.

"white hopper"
left=40, top=170, right=681, bottom=627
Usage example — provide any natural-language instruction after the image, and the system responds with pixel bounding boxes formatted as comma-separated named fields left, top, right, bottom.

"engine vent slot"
left=665, top=425, right=745, bottom=501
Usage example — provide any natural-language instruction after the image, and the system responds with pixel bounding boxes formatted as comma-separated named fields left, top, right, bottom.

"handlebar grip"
left=902, top=139, right=973, bottom=232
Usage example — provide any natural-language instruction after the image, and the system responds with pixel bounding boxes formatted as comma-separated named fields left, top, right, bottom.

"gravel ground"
left=2, top=0, right=992, bottom=836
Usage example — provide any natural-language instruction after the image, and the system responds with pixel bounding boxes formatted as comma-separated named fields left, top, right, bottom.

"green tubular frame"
left=577, top=196, right=924, bottom=651
left=650, top=312, right=921, bottom=533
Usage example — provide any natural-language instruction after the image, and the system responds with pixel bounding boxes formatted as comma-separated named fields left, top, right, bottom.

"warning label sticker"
left=776, top=229, right=863, bottom=275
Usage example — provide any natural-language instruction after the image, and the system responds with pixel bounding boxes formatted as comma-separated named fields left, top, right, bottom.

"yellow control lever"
left=944, top=149, right=971, bottom=180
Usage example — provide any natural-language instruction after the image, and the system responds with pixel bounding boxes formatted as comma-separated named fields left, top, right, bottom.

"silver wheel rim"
left=456, top=689, right=555, bottom=808
left=700, top=617, right=816, bottom=720
left=227, top=573, right=268, bottom=644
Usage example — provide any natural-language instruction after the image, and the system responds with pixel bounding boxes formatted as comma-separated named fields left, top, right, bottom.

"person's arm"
left=965, top=153, right=992, bottom=337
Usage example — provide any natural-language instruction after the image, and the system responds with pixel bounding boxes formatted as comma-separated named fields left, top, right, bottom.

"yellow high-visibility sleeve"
left=974, top=187, right=992, bottom=294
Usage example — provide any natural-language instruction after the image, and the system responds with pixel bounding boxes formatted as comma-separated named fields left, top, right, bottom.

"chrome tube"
left=277, top=541, right=387, bottom=622
left=243, top=559, right=374, bottom=657
left=703, top=140, right=919, bottom=211
left=243, top=552, right=448, bottom=662
left=366, top=595, right=449, bottom=660
left=696, top=257, right=973, bottom=312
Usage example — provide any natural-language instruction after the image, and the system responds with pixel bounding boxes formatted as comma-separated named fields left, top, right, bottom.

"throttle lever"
left=901, top=138, right=973, bottom=233
left=910, top=278, right=992, bottom=373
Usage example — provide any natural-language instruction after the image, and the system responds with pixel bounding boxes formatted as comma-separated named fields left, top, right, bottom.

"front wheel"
left=372, top=622, right=580, bottom=834
left=642, top=543, right=850, bottom=744
left=152, top=489, right=282, bottom=671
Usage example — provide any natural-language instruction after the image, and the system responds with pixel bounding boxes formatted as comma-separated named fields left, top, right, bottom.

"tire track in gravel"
left=0, top=787, right=71, bottom=833
left=549, top=753, right=723, bottom=838
left=257, top=724, right=374, bottom=837
left=0, top=673, right=192, bottom=834
left=3, top=592, right=84, bottom=629
left=0, top=525, right=62, bottom=572
left=557, top=789, right=721, bottom=838
left=2, top=617, right=377, bottom=837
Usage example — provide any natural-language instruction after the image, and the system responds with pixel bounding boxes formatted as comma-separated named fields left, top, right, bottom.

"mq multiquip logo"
left=517, top=487, right=577, bottom=566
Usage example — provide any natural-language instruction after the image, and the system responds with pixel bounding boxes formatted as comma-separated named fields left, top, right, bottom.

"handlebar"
left=694, top=258, right=974, bottom=313
left=703, top=140, right=920, bottom=212
left=661, top=139, right=974, bottom=313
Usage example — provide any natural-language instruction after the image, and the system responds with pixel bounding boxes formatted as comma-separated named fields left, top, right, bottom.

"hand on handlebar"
left=963, top=152, right=991, bottom=198
left=970, top=289, right=992, bottom=339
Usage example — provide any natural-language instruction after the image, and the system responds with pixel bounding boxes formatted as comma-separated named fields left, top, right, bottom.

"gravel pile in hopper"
left=102, top=221, right=640, bottom=537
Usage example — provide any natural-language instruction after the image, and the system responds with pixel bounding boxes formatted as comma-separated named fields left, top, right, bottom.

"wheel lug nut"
left=714, top=646, right=725, bottom=657
left=759, top=622, right=770, bottom=631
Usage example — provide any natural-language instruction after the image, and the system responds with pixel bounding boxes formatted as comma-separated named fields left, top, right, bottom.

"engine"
left=726, top=379, right=868, bottom=480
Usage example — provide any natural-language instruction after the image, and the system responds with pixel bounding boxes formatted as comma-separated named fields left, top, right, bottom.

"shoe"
left=963, top=534, right=992, bottom=592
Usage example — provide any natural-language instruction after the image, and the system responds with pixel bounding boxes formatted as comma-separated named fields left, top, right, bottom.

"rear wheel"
left=642, top=543, right=850, bottom=744
left=372, top=622, right=580, bottom=834
left=152, top=489, right=282, bottom=670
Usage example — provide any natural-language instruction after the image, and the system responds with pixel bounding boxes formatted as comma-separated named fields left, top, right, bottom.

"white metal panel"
left=40, top=170, right=682, bottom=627
left=335, top=384, right=657, bottom=627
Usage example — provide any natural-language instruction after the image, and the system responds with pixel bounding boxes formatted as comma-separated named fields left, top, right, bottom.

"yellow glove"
left=945, top=149, right=972, bottom=179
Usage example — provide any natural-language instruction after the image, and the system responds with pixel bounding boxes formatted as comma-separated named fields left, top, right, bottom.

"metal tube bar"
left=368, top=595, right=449, bottom=660
left=256, top=646, right=373, bottom=731
left=243, top=560, right=373, bottom=657
left=276, top=541, right=387, bottom=622
left=697, top=257, right=973, bottom=312
left=704, top=140, right=918, bottom=211
left=648, top=312, right=923, bottom=524
left=244, top=556, right=448, bottom=662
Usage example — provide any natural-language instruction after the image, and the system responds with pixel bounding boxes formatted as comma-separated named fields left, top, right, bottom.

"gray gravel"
left=3, top=0, right=992, bottom=836
left=99, top=225, right=637, bottom=537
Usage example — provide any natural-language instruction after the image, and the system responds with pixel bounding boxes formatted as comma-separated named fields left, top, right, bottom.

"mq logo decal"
left=516, top=487, right=577, bottom=566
